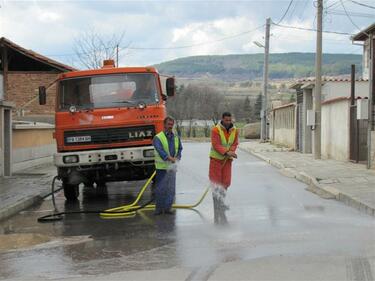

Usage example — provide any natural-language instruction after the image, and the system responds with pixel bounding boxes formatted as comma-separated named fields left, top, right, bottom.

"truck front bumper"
left=54, top=146, right=155, bottom=167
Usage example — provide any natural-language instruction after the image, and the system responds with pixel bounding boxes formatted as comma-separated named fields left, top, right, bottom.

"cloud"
left=165, top=16, right=264, bottom=59
left=0, top=0, right=371, bottom=68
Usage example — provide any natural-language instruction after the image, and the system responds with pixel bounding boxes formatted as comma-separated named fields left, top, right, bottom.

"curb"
left=239, top=146, right=375, bottom=217
left=0, top=189, right=51, bottom=222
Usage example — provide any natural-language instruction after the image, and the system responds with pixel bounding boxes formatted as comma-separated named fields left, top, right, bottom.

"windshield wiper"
left=113, top=100, right=136, bottom=104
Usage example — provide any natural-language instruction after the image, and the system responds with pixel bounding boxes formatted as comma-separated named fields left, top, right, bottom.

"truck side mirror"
left=39, top=86, right=47, bottom=105
left=166, top=77, right=175, bottom=97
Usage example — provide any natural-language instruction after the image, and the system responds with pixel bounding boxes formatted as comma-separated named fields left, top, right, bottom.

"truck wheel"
left=96, top=183, right=108, bottom=198
left=84, top=181, right=95, bottom=188
left=63, top=182, right=79, bottom=201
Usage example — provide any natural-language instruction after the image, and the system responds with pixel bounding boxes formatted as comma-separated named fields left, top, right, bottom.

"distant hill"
left=154, top=53, right=362, bottom=81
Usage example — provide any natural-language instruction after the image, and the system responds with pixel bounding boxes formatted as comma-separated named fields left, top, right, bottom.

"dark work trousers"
left=154, top=169, right=176, bottom=213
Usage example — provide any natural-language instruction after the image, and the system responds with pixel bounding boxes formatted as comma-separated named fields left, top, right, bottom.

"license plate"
left=66, top=136, right=91, bottom=143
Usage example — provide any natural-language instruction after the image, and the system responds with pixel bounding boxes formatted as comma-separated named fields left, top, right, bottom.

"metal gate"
left=296, top=91, right=304, bottom=152
left=350, top=105, right=368, bottom=162
left=296, top=103, right=303, bottom=152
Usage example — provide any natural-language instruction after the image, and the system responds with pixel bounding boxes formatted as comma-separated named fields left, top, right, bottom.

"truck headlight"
left=63, top=155, right=79, bottom=163
left=143, top=149, right=154, bottom=157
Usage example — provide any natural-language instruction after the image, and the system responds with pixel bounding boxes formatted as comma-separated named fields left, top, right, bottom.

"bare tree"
left=73, top=30, right=127, bottom=69
left=167, top=84, right=224, bottom=137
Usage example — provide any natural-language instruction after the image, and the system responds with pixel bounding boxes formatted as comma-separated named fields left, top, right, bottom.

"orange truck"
left=38, top=60, right=175, bottom=201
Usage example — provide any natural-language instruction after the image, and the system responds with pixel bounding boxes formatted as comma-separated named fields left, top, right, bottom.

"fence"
left=321, top=98, right=351, bottom=161
left=12, top=121, right=56, bottom=171
left=270, top=103, right=296, bottom=149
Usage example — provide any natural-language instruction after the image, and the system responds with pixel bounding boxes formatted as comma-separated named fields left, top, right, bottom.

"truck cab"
left=39, top=60, right=175, bottom=201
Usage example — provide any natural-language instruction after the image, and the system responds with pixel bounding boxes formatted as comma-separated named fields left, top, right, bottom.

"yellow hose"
left=100, top=171, right=210, bottom=219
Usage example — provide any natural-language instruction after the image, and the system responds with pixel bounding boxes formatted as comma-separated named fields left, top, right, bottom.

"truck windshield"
left=58, top=73, right=159, bottom=110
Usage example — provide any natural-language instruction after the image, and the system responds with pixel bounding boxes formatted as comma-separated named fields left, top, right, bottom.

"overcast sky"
left=1, top=0, right=374, bottom=68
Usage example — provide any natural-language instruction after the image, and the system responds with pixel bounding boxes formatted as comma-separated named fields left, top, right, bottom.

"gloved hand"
left=225, top=151, right=237, bottom=159
left=168, top=156, right=177, bottom=163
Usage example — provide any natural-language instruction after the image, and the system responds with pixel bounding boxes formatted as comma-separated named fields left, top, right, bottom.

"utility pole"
left=313, top=0, right=323, bottom=159
left=261, top=17, right=271, bottom=141
left=367, top=33, right=373, bottom=169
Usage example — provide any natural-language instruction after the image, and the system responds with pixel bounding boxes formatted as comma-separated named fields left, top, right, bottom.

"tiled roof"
left=352, top=23, right=375, bottom=41
left=289, top=76, right=369, bottom=89
left=0, top=37, right=76, bottom=72
left=295, top=77, right=368, bottom=82
left=271, top=102, right=296, bottom=111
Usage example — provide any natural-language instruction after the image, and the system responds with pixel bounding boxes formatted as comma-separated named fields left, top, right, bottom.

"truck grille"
left=64, top=125, right=155, bottom=146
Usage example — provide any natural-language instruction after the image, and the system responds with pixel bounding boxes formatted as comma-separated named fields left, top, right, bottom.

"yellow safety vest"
left=154, top=131, right=179, bottom=170
left=209, top=124, right=237, bottom=160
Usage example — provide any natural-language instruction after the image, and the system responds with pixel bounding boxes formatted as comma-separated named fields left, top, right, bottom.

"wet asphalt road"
left=0, top=142, right=374, bottom=280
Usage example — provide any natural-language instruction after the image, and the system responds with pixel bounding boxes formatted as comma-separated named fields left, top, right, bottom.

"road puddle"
left=0, top=234, right=93, bottom=253
left=0, top=233, right=51, bottom=252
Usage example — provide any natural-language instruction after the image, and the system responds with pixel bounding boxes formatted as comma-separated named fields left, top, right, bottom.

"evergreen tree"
left=242, top=96, right=252, bottom=122
left=254, top=93, right=262, bottom=121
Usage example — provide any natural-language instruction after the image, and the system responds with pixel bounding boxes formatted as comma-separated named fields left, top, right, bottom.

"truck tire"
left=95, top=182, right=108, bottom=198
left=63, top=182, right=79, bottom=201
left=84, top=181, right=95, bottom=188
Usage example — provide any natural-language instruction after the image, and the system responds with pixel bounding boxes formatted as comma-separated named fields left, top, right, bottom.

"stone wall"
left=243, top=122, right=260, bottom=139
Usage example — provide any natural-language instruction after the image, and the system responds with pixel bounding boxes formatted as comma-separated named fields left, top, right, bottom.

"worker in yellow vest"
left=153, top=116, right=183, bottom=215
left=209, top=112, right=238, bottom=223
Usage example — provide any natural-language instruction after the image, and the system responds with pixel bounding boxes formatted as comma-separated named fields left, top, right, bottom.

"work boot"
left=212, top=188, right=228, bottom=225
left=217, top=198, right=228, bottom=225
left=154, top=209, right=163, bottom=216
left=164, top=209, right=175, bottom=215
left=218, top=188, right=230, bottom=211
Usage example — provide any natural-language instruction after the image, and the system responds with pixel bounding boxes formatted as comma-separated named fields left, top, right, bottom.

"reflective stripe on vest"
left=154, top=131, right=179, bottom=170
left=209, top=124, right=237, bottom=160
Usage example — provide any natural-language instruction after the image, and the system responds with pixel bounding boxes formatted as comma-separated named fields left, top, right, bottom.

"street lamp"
left=253, top=17, right=270, bottom=142
left=253, top=41, right=265, bottom=49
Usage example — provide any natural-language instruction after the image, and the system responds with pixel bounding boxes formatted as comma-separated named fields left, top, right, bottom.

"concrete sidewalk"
left=240, top=141, right=375, bottom=216
left=0, top=163, right=56, bottom=221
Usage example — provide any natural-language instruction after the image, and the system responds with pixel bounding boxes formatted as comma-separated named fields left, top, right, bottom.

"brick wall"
left=6, top=72, right=60, bottom=115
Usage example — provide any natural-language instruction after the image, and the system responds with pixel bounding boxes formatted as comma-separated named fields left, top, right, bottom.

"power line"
left=340, top=0, right=363, bottom=31
left=349, top=0, right=375, bottom=10
left=47, top=24, right=265, bottom=58
left=273, top=32, right=353, bottom=43
left=326, top=0, right=345, bottom=9
left=275, top=0, right=294, bottom=24
left=272, top=22, right=355, bottom=35
left=327, top=9, right=375, bottom=18
left=47, top=44, right=119, bottom=58
left=298, top=0, right=311, bottom=20
left=125, top=25, right=265, bottom=50
left=288, top=0, right=298, bottom=20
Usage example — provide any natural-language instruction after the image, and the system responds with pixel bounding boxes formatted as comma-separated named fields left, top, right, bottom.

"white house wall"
left=322, top=81, right=369, bottom=101
left=363, top=41, right=370, bottom=80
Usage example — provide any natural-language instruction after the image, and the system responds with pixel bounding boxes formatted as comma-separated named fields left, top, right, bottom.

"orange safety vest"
left=210, top=124, right=237, bottom=160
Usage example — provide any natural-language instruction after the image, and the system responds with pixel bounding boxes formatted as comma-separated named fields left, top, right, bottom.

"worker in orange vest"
left=209, top=112, right=239, bottom=224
